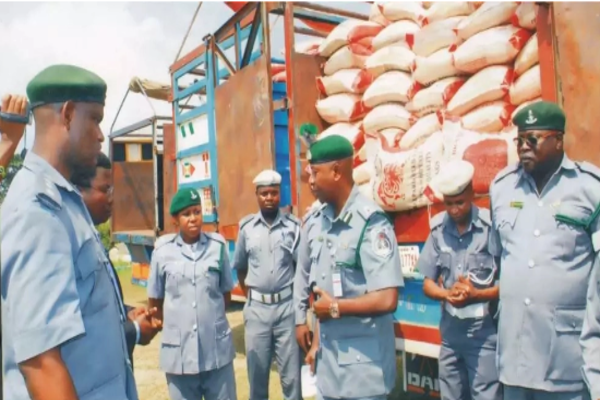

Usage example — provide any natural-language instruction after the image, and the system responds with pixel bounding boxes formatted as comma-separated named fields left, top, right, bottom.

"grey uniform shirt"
left=581, top=254, right=600, bottom=400
left=309, top=186, right=404, bottom=399
left=417, top=207, right=497, bottom=341
left=1, top=152, right=138, bottom=400
left=147, top=232, right=235, bottom=375
left=488, top=155, right=600, bottom=393
left=233, top=211, right=300, bottom=293
left=293, top=205, right=324, bottom=325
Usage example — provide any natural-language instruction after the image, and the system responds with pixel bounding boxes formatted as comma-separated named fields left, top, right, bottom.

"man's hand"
left=129, top=307, right=162, bottom=345
left=312, top=287, right=334, bottom=321
left=446, top=275, right=477, bottom=308
left=296, top=324, right=312, bottom=354
left=305, top=346, right=318, bottom=375
left=0, top=94, right=28, bottom=143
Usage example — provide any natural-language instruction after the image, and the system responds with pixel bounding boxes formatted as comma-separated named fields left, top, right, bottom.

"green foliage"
left=97, top=220, right=114, bottom=250
left=0, top=153, right=24, bottom=203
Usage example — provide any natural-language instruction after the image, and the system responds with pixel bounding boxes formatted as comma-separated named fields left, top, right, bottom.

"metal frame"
left=169, top=2, right=365, bottom=228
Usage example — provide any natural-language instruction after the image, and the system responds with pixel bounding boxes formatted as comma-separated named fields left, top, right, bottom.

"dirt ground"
left=118, top=268, right=412, bottom=400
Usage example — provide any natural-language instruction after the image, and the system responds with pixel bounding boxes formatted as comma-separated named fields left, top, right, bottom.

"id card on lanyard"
left=332, top=263, right=343, bottom=298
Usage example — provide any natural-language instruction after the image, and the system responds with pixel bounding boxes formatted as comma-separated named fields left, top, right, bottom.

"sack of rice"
left=511, top=2, right=537, bottom=30
left=316, top=69, right=374, bottom=96
left=324, top=43, right=373, bottom=76
left=412, top=47, right=461, bottom=86
left=372, top=20, right=420, bottom=51
left=319, top=20, right=384, bottom=57
left=406, top=77, right=466, bottom=117
left=447, top=65, right=515, bottom=116
left=316, top=93, right=370, bottom=124
left=509, top=64, right=541, bottom=106
left=421, top=2, right=476, bottom=25
left=363, top=71, right=418, bottom=108
left=400, top=113, right=442, bottom=150
left=406, top=16, right=464, bottom=57
left=459, top=101, right=516, bottom=132
left=369, top=2, right=391, bottom=26
left=365, top=45, right=416, bottom=78
left=378, top=2, right=426, bottom=24
left=363, top=103, right=417, bottom=133
left=514, top=33, right=538, bottom=77
left=451, top=25, right=532, bottom=74
left=456, top=2, right=519, bottom=40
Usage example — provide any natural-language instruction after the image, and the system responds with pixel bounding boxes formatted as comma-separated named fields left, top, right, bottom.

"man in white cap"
left=232, top=169, right=302, bottom=400
left=416, top=160, right=501, bottom=400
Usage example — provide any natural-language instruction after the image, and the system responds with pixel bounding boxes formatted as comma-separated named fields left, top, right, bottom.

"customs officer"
left=417, top=160, right=501, bottom=400
left=147, top=188, right=237, bottom=400
left=489, top=101, right=600, bottom=400
left=232, top=169, right=302, bottom=400
left=1, top=65, right=138, bottom=400
left=305, top=135, right=403, bottom=400
left=581, top=255, right=600, bottom=400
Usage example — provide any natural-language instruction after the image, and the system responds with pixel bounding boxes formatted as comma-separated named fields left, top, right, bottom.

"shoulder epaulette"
left=205, top=231, right=226, bottom=244
left=477, top=208, right=491, bottom=226
left=285, top=213, right=300, bottom=225
left=238, top=214, right=256, bottom=231
left=302, top=203, right=325, bottom=224
left=575, top=161, right=600, bottom=181
left=429, top=212, right=445, bottom=230
left=154, top=233, right=176, bottom=249
left=492, top=162, right=520, bottom=185
left=357, top=203, right=380, bottom=221
left=34, top=175, right=62, bottom=212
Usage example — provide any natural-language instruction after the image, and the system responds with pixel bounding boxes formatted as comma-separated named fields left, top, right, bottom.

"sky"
left=0, top=1, right=369, bottom=154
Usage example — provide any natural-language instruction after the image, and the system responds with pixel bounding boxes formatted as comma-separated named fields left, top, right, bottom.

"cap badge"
left=525, top=109, right=537, bottom=125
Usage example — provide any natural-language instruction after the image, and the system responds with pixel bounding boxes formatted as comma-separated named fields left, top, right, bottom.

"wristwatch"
left=329, top=302, right=340, bottom=319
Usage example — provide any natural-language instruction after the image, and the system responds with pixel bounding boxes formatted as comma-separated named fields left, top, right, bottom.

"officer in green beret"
left=147, top=188, right=238, bottom=400
left=2, top=64, right=140, bottom=400
left=489, top=101, right=600, bottom=400
left=304, top=134, right=403, bottom=400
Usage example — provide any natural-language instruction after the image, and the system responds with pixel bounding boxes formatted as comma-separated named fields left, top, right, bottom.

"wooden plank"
left=112, top=162, right=156, bottom=232
left=214, top=55, right=275, bottom=227
left=536, top=4, right=558, bottom=102
left=289, top=52, right=327, bottom=213
left=161, top=124, right=178, bottom=234
left=552, top=2, right=600, bottom=167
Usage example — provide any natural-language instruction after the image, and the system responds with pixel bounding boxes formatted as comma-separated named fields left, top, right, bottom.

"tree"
left=0, top=153, right=24, bottom=203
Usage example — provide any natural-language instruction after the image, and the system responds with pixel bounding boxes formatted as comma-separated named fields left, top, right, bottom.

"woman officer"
left=147, top=188, right=238, bottom=400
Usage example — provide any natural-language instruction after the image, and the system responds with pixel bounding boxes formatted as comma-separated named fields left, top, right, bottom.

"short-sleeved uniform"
left=489, top=156, right=600, bottom=400
left=309, top=186, right=404, bottom=400
left=147, top=232, right=237, bottom=400
left=416, top=207, right=501, bottom=400
left=1, top=152, right=138, bottom=400
left=294, top=204, right=325, bottom=327
left=581, top=254, right=600, bottom=400
left=232, top=212, right=301, bottom=400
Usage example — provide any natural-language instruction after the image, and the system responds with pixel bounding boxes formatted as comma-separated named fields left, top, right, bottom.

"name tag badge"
left=332, top=264, right=343, bottom=298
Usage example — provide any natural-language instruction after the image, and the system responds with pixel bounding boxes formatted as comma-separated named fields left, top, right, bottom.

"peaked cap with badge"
left=307, top=134, right=354, bottom=165
left=26, top=64, right=107, bottom=109
left=170, top=188, right=202, bottom=215
left=431, top=160, right=475, bottom=197
left=253, top=169, right=282, bottom=187
left=512, top=101, right=566, bottom=133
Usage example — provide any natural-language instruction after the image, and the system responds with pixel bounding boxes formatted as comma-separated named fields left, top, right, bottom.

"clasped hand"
left=445, top=275, right=477, bottom=308
left=128, top=307, right=163, bottom=345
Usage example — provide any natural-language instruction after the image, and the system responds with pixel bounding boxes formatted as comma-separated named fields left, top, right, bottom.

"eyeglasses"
left=513, top=132, right=562, bottom=148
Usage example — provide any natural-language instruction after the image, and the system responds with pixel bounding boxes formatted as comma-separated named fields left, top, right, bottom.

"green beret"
left=512, top=101, right=565, bottom=132
left=26, top=64, right=107, bottom=109
left=307, top=134, right=354, bottom=165
left=169, top=188, right=202, bottom=216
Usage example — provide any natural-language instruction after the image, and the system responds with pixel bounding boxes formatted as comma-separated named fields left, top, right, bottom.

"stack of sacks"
left=312, top=2, right=540, bottom=213
left=314, top=17, right=386, bottom=193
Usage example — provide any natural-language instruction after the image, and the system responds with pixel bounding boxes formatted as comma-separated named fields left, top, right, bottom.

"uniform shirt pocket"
left=76, top=241, right=110, bottom=317
left=467, top=253, right=495, bottom=289
left=496, top=209, right=519, bottom=245
left=337, top=337, right=386, bottom=398
left=554, top=204, right=591, bottom=255
left=545, top=306, right=585, bottom=382
left=164, top=262, right=185, bottom=296
left=160, top=326, right=181, bottom=374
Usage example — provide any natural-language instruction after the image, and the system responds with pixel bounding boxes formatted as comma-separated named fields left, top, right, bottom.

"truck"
left=108, top=2, right=600, bottom=398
